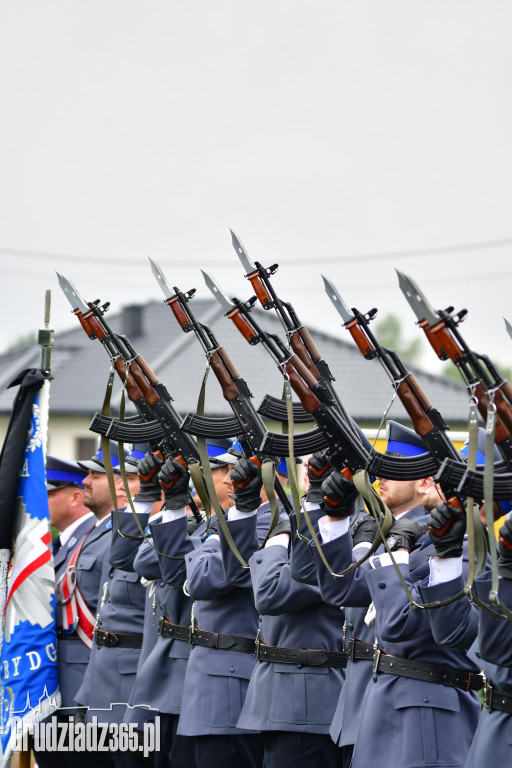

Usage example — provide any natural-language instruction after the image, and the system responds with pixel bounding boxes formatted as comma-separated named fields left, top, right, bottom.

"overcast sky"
left=2, top=1, right=512, bottom=384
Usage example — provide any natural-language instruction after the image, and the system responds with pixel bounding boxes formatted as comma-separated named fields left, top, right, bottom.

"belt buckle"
left=106, top=631, right=120, bottom=647
left=348, top=637, right=356, bottom=662
left=372, top=642, right=382, bottom=675
left=158, top=616, right=165, bottom=636
left=485, top=678, right=494, bottom=712
left=255, top=628, right=261, bottom=660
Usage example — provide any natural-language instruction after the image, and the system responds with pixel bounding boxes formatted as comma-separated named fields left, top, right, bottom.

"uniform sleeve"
left=419, top=574, right=479, bottom=649
left=310, top=529, right=373, bottom=607
left=219, top=515, right=259, bottom=587
left=474, top=573, right=512, bottom=666
left=249, top=545, right=323, bottom=615
left=150, top=516, right=192, bottom=586
left=109, top=507, right=150, bottom=571
left=185, top=536, right=236, bottom=600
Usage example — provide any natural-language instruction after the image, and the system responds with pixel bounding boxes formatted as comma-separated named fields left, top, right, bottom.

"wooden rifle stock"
left=215, top=346, right=240, bottom=382
left=168, top=296, right=193, bottom=331
left=395, top=380, right=436, bottom=436
left=247, top=273, right=273, bottom=310
left=421, top=320, right=464, bottom=363
left=474, top=386, right=512, bottom=442
left=285, top=364, right=322, bottom=413
left=289, top=331, right=321, bottom=380
left=288, top=353, right=320, bottom=390
left=77, top=311, right=108, bottom=342
left=345, top=319, right=375, bottom=358
left=296, top=326, right=321, bottom=363
left=112, top=359, right=145, bottom=402
left=125, top=361, right=160, bottom=406
left=227, top=308, right=259, bottom=344
left=209, top=351, right=241, bottom=401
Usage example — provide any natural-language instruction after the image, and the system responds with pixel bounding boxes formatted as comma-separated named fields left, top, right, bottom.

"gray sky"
left=1, top=1, right=512, bottom=381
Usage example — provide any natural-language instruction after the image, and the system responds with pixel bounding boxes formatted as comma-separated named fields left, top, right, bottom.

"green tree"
left=374, top=313, right=422, bottom=364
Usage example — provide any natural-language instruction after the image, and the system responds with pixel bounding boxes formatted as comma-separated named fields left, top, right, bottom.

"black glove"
left=351, top=515, right=379, bottom=547
left=158, top=458, right=190, bottom=510
left=385, top=519, right=423, bottom=552
left=428, top=502, right=466, bottom=558
left=498, top=514, right=512, bottom=579
left=268, top=518, right=292, bottom=538
left=230, top=458, right=262, bottom=514
left=134, top=452, right=164, bottom=502
left=321, top=471, right=359, bottom=518
left=305, top=452, right=335, bottom=504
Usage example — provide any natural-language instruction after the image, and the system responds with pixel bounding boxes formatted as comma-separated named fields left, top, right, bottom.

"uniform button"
left=256, top=558, right=262, bottom=564
left=378, top=581, right=386, bottom=589
left=188, top=556, right=192, bottom=562
left=372, top=674, right=378, bottom=683
left=423, top=696, right=430, bottom=703
left=348, top=623, right=354, bottom=631
left=230, top=667, right=235, bottom=673
left=160, top=582, right=165, bottom=587
left=296, top=664, right=302, bottom=669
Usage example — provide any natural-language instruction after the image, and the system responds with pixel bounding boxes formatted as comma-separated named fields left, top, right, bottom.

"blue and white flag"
left=0, top=369, right=59, bottom=767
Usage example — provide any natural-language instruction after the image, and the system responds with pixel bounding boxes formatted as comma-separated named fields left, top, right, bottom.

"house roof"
left=0, top=298, right=471, bottom=429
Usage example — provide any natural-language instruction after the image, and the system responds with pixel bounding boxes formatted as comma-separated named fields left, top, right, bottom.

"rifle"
left=57, top=273, right=200, bottom=467
left=229, top=229, right=355, bottom=428
left=150, top=257, right=323, bottom=515
left=321, top=275, right=477, bottom=507
left=201, top=270, right=442, bottom=483
left=398, top=271, right=512, bottom=499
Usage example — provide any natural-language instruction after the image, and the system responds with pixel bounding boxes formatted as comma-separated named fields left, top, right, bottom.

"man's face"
left=422, top=482, right=445, bottom=512
left=81, top=470, right=115, bottom=519
left=216, top=464, right=236, bottom=508
left=377, top=477, right=420, bottom=516
left=48, top=486, right=76, bottom=531
left=116, top=473, right=140, bottom=507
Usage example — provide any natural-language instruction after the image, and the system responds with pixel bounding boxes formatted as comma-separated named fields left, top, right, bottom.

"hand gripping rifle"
left=149, top=257, right=307, bottom=515
left=398, top=271, right=512, bottom=501
left=57, top=273, right=200, bottom=467
left=201, top=270, right=442, bottom=483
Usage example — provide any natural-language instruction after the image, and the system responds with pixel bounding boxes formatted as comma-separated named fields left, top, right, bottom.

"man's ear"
left=70, top=488, right=84, bottom=508
left=417, top=476, right=435, bottom=495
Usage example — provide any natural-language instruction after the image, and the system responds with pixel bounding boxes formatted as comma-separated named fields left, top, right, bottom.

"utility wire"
left=1, top=236, right=512, bottom=267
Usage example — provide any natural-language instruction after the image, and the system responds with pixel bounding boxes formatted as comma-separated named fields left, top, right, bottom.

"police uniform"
left=73, top=444, right=149, bottom=732
left=312, top=422, right=481, bottom=768
left=222, top=503, right=344, bottom=768
left=416, top=433, right=512, bottom=768
left=150, top=506, right=266, bottom=768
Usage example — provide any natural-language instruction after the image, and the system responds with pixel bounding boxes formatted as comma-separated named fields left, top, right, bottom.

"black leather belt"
left=256, top=642, right=349, bottom=668
left=158, top=617, right=256, bottom=654
left=95, top=628, right=143, bottom=649
left=348, top=638, right=482, bottom=691
left=372, top=647, right=483, bottom=691
left=485, top=683, right=512, bottom=713
left=349, top=638, right=375, bottom=661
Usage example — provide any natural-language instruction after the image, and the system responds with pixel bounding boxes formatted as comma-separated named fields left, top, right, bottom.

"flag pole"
left=37, top=289, right=53, bottom=461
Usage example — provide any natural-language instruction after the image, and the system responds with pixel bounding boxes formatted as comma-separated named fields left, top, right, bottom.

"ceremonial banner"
left=0, top=369, right=59, bottom=767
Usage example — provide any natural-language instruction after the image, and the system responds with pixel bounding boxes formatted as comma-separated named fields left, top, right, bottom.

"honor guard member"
left=220, top=456, right=344, bottom=768
left=313, top=422, right=481, bottom=768
left=33, top=456, right=93, bottom=768
left=150, top=446, right=269, bottom=768
left=306, top=423, right=431, bottom=767
left=73, top=442, right=148, bottom=767
left=123, top=438, right=235, bottom=768
left=418, top=431, right=512, bottom=768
